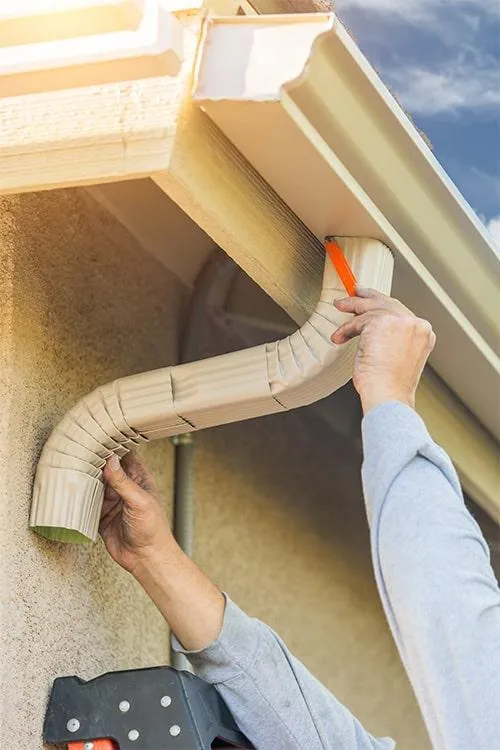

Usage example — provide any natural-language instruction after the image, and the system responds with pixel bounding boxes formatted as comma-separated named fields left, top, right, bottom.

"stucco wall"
left=0, top=188, right=429, bottom=748
left=0, top=188, right=185, bottom=748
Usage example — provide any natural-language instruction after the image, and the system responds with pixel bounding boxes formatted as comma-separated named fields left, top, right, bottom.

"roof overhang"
left=193, top=13, right=500, bottom=443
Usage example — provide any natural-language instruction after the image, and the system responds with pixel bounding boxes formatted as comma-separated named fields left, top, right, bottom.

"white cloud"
left=385, top=57, right=500, bottom=114
left=338, top=0, right=500, bottom=115
left=486, top=216, right=500, bottom=251
left=339, top=0, right=500, bottom=22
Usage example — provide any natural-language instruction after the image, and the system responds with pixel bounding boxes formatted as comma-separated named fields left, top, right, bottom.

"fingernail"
left=108, top=455, right=120, bottom=471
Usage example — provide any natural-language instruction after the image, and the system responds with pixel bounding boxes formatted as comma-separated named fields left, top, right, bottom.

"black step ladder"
left=43, top=666, right=255, bottom=749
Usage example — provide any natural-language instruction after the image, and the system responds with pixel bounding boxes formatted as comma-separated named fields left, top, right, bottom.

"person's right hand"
left=100, top=453, right=175, bottom=578
left=331, top=288, right=436, bottom=415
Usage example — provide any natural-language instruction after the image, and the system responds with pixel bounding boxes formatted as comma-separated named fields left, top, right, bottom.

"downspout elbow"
left=30, top=238, right=393, bottom=543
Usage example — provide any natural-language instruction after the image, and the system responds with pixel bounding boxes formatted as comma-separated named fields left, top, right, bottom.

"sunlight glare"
left=0, top=0, right=136, bottom=19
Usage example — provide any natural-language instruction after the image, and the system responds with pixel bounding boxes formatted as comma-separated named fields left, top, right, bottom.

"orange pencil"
left=324, top=238, right=358, bottom=297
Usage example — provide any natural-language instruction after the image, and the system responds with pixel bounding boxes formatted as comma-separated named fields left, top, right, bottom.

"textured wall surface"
left=0, top=189, right=185, bottom=748
left=0, top=188, right=429, bottom=748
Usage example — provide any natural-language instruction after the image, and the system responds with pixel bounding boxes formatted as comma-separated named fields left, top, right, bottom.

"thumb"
left=103, top=455, right=152, bottom=508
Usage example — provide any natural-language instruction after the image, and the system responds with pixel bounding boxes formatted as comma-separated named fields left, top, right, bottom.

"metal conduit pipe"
left=170, top=434, right=196, bottom=670
left=170, top=251, right=239, bottom=669
left=29, top=237, right=394, bottom=544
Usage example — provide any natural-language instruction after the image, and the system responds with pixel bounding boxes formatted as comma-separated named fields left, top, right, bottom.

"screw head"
left=160, top=695, right=172, bottom=708
left=118, top=700, right=130, bottom=713
left=66, top=718, right=80, bottom=733
left=128, top=729, right=140, bottom=742
left=169, top=725, right=181, bottom=737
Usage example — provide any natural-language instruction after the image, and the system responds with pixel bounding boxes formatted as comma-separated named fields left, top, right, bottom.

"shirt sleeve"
left=173, top=598, right=395, bottom=750
left=362, top=401, right=500, bottom=750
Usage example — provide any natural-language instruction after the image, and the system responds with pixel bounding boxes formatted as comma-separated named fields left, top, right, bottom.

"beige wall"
left=195, top=411, right=429, bottom=748
left=0, top=188, right=429, bottom=748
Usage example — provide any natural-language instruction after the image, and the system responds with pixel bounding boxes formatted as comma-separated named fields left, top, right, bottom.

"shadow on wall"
left=198, top=397, right=371, bottom=579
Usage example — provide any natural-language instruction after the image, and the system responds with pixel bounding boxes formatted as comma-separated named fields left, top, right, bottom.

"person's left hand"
left=100, top=453, right=175, bottom=577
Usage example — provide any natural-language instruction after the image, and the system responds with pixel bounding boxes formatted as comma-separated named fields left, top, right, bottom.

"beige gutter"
left=30, top=240, right=393, bottom=543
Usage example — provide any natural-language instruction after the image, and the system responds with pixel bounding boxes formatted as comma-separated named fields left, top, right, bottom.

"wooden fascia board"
left=193, top=13, right=500, bottom=442
left=152, top=105, right=325, bottom=323
left=416, top=372, right=500, bottom=525
left=0, top=76, right=175, bottom=193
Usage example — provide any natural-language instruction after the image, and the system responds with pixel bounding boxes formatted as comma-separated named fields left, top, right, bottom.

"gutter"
left=30, top=239, right=393, bottom=543
left=193, top=12, right=500, bottom=442
left=0, top=0, right=183, bottom=97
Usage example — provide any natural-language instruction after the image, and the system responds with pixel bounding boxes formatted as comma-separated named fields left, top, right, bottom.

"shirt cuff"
left=171, top=596, right=263, bottom=684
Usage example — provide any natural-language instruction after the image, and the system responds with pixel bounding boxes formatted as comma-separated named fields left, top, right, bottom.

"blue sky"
left=336, top=0, right=500, bottom=248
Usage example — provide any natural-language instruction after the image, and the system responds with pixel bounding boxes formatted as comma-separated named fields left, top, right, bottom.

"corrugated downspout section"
left=30, top=238, right=393, bottom=543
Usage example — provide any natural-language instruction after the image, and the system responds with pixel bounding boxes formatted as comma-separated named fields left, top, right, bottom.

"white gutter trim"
left=1, top=8, right=180, bottom=77
left=30, top=241, right=393, bottom=543
left=0, top=1, right=184, bottom=96
left=193, top=13, right=500, bottom=441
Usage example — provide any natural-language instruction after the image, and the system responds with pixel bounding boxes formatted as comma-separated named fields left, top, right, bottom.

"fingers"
left=121, top=452, right=156, bottom=494
left=103, top=483, right=120, bottom=504
left=354, top=286, right=379, bottom=298
left=99, top=501, right=122, bottom=535
left=103, top=455, right=154, bottom=509
left=332, top=311, right=382, bottom=344
left=334, top=288, right=409, bottom=316
left=334, top=295, right=375, bottom=315
left=332, top=310, right=436, bottom=348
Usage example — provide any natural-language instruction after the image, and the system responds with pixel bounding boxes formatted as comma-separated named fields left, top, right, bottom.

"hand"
left=101, top=452, right=225, bottom=651
left=331, top=287, right=436, bottom=415
left=100, top=453, right=176, bottom=578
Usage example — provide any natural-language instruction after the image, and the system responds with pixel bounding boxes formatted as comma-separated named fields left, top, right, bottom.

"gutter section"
left=0, top=1, right=183, bottom=97
left=30, top=240, right=393, bottom=543
left=193, top=13, right=500, bottom=442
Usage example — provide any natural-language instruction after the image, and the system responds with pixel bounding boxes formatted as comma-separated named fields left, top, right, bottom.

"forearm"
left=362, top=401, right=500, bottom=749
left=133, top=531, right=394, bottom=749
left=133, top=543, right=225, bottom=652
left=174, top=597, right=394, bottom=750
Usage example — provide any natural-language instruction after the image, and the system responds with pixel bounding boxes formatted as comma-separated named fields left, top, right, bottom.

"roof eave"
left=193, top=13, right=500, bottom=441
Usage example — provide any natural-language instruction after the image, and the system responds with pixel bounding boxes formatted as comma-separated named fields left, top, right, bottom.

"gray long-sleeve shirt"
left=176, top=402, right=500, bottom=749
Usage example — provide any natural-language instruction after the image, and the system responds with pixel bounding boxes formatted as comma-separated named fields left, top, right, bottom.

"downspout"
left=170, top=251, right=238, bottom=670
left=30, top=238, right=394, bottom=544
